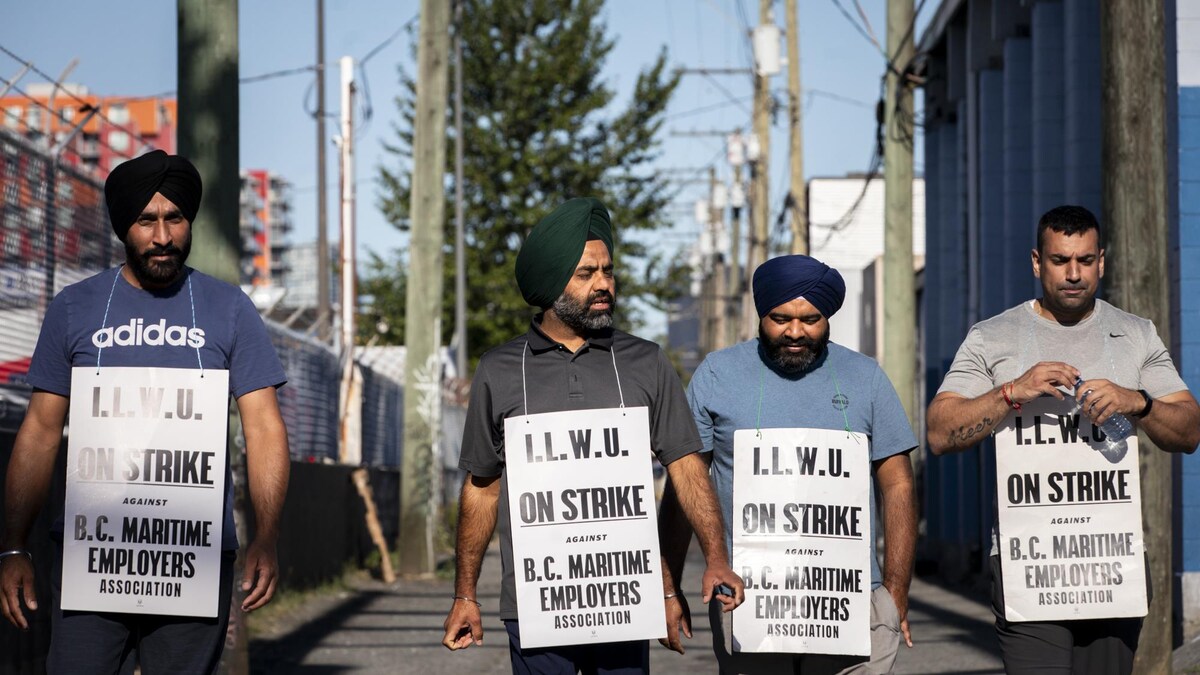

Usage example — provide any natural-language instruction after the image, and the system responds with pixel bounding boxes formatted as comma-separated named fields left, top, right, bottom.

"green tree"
left=367, top=0, right=683, bottom=366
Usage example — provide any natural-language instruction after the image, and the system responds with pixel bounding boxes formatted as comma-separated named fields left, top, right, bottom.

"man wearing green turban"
left=443, top=198, right=745, bottom=673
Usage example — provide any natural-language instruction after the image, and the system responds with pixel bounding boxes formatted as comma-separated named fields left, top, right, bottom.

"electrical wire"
left=0, top=45, right=153, bottom=156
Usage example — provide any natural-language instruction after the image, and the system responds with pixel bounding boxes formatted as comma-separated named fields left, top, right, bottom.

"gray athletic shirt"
left=937, top=298, right=1188, bottom=554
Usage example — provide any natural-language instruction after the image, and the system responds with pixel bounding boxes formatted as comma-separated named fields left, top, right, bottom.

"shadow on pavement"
left=250, top=590, right=387, bottom=674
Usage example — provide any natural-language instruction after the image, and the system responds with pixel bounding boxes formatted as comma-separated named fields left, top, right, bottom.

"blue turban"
left=752, top=255, right=846, bottom=319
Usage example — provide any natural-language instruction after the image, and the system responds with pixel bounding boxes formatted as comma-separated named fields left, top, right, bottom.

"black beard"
left=125, top=237, right=191, bottom=287
left=551, top=289, right=615, bottom=333
left=760, top=324, right=830, bottom=374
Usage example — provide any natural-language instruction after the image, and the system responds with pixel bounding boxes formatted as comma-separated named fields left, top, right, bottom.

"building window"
left=61, top=106, right=75, bottom=123
left=108, top=131, right=130, bottom=152
left=3, top=107, right=20, bottom=129
left=25, top=107, right=41, bottom=130
left=107, top=104, right=129, bottom=125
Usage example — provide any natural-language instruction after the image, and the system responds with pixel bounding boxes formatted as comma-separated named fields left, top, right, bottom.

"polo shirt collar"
left=527, top=313, right=615, bottom=353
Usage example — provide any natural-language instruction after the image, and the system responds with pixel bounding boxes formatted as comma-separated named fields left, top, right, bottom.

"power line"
left=666, top=95, right=755, bottom=120
left=830, top=0, right=886, bottom=55
left=0, top=44, right=155, bottom=155
left=0, top=77, right=139, bottom=159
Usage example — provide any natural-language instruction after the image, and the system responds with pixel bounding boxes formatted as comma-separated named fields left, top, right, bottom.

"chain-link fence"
left=0, top=127, right=427, bottom=470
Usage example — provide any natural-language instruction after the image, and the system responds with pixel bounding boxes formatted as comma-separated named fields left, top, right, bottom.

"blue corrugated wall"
left=1180, top=85, right=1200, bottom=577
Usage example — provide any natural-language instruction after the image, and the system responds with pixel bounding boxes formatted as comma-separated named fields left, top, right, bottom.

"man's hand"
left=0, top=555, right=36, bottom=630
left=701, top=563, right=745, bottom=612
left=659, top=593, right=692, bottom=654
left=1011, top=361, right=1080, bottom=404
left=884, top=583, right=913, bottom=648
left=1075, top=378, right=1142, bottom=426
left=442, top=598, right=484, bottom=650
left=240, top=538, right=279, bottom=612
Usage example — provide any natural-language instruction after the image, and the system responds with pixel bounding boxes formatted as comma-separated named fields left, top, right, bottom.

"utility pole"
left=177, top=2, right=245, bottom=672
left=1101, top=2, right=1171, bottom=670
left=178, top=0, right=240, bottom=282
left=751, top=0, right=773, bottom=273
left=709, top=167, right=727, bottom=350
left=316, top=0, right=331, bottom=342
left=883, top=0, right=917, bottom=432
left=785, top=0, right=807, bottom=255
left=401, top=0, right=451, bottom=577
left=453, top=0, right=467, bottom=380
left=726, top=163, right=744, bottom=346
left=336, top=56, right=361, bottom=465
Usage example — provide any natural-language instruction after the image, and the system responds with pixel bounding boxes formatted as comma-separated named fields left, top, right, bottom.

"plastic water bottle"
left=1074, top=377, right=1131, bottom=463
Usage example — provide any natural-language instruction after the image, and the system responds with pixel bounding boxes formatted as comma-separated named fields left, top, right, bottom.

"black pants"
left=990, top=555, right=1140, bottom=675
left=504, top=620, right=650, bottom=675
left=48, top=543, right=235, bottom=675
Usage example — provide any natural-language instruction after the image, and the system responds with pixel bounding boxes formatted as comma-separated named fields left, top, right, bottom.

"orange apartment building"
left=0, top=82, right=176, bottom=176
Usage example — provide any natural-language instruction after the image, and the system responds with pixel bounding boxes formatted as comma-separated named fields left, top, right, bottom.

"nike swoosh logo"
left=1109, top=333, right=1125, bottom=338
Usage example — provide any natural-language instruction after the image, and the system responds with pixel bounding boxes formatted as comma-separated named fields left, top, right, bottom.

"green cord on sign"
left=756, top=355, right=854, bottom=438
left=828, top=361, right=853, bottom=436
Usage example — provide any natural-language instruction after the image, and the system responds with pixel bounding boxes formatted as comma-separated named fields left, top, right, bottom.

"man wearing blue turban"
left=659, top=254, right=918, bottom=672
left=443, top=198, right=744, bottom=673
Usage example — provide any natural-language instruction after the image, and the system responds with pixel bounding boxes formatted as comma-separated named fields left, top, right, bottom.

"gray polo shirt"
left=459, top=317, right=702, bottom=621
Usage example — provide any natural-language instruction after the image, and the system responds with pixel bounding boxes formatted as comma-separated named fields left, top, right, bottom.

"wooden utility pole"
left=710, top=167, right=727, bottom=350
left=1101, top=2, right=1171, bottom=670
left=883, top=0, right=917, bottom=431
left=453, top=0, right=467, bottom=379
left=751, top=0, right=772, bottom=272
left=177, top=3, right=247, bottom=672
left=316, top=0, right=331, bottom=342
left=178, top=0, right=240, bottom=282
left=400, top=0, right=451, bottom=577
left=785, top=0, right=807, bottom=255
left=336, top=56, right=361, bottom=465
left=726, top=163, right=744, bottom=346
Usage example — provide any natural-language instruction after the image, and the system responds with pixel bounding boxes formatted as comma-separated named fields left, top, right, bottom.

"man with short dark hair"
left=0, top=150, right=291, bottom=674
left=927, top=205, right=1200, bottom=673
left=661, top=254, right=917, bottom=674
left=441, top=197, right=744, bottom=674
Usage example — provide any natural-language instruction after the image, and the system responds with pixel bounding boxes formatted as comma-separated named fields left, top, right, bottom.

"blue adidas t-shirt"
left=688, top=339, right=916, bottom=589
left=27, top=267, right=287, bottom=550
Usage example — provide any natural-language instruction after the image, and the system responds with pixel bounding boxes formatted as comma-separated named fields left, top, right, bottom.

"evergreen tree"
left=367, top=0, right=683, bottom=365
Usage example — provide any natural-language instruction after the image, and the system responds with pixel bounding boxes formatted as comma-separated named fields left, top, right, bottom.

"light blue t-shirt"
left=687, top=339, right=917, bottom=589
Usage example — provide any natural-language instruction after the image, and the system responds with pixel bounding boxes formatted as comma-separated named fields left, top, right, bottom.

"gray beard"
left=551, top=291, right=614, bottom=332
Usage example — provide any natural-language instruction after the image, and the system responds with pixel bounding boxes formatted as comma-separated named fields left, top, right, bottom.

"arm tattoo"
left=947, top=416, right=994, bottom=447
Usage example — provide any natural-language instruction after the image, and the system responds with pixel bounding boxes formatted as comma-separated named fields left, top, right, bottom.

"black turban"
left=515, top=198, right=614, bottom=308
left=752, top=254, right=846, bottom=319
left=104, top=150, right=202, bottom=240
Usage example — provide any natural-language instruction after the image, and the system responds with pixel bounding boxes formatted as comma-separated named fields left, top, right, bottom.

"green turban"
left=516, top=198, right=614, bottom=307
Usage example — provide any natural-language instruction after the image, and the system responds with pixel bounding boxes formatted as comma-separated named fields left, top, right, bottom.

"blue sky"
left=2, top=1, right=926, bottom=329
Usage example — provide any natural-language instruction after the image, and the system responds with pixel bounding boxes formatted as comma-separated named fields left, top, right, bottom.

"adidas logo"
left=91, top=318, right=206, bottom=349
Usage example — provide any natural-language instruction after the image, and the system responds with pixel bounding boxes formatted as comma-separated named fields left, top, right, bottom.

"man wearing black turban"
left=444, top=198, right=745, bottom=673
left=660, top=254, right=918, bottom=672
left=2, top=151, right=292, bottom=674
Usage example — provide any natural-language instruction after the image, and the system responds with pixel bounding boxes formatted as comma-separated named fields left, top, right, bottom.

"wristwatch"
left=1133, top=389, right=1153, bottom=418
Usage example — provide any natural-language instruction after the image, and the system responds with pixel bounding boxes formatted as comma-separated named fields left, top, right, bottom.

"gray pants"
left=989, top=555, right=1140, bottom=675
left=709, top=585, right=902, bottom=675
left=48, top=543, right=235, bottom=675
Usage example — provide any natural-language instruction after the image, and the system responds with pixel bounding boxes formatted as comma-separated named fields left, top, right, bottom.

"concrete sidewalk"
left=249, top=545, right=1002, bottom=674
